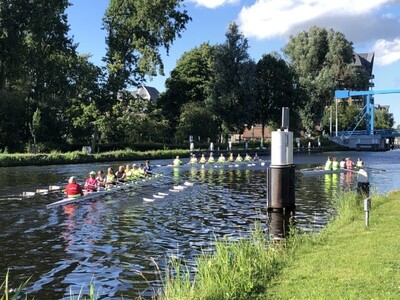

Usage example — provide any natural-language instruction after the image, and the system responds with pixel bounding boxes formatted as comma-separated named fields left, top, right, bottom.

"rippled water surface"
left=0, top=151, right=399, bottom=299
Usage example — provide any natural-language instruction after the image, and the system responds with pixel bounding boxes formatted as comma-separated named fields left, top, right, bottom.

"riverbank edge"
left=161, top=191, right=400, bottom=299
left=0, top=147, right=327, bottom=168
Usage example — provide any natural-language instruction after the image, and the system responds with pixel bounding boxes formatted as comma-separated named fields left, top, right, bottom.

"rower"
left=324, top=156, right=333, bottom=170
left=173, top=155, right=182, bottom=166
left=236, top=153, right=243, bottom=162
left=84, top=171, right=98, bottom=192
left=65, top=176, right=84, bottom=198
left=356, top=157, right=364, bottom=169
left=144, top=160, right=153, bottom=176
left=253, top=153, right=259, bottom=161
left=228, top=153, right=234, bottom=162
left=339, top=158, right=346, bottom=169
left=218, top=153, right=226, bottom=163
left=115, top=165, right=126, bottom=182
left=208, top=153, right=215, bottom=164
left=96, top=170, right=106, bottom=188
left=244, top=153, right=252, bottom=162
left=138, top=164, right=146, bottom=178
left=199, top=154, right=207, bottom=164
left=346, top=157, right=355, bottom=170
left=106, top=167, right=117, bottom=186
left=131, top=164, right=140, bottom=179
left=332, top=157, right=340, bottom=170
left=189, top=154, right=198, bottom=164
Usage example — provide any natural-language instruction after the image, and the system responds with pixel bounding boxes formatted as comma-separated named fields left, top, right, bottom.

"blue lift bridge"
left=329, top=89, right=400, bottom=151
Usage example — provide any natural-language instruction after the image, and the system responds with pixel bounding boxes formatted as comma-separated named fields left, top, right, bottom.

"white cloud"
left=373, top=38, right=400, bottom=66
left=188, top=0, right=239, bottom=9
left=238, top=0, right=398, bottom=40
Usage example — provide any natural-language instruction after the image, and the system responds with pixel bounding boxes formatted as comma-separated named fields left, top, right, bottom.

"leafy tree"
left=103, top=0, right=191, bottom=94
left=29, top=108, right=41, bottom=152
left=283, top=26, right=359, bottom=133
left=208, top=22, right=256, bottom=135
left=255, top=52, right=298, bottom=142
left=158, top=43, right=216, bottom=132
left=22, top=0, right=78, bottom=145
left=175, top=102, right=219, bottom=143
left=0, top=91, right=26, bottom=151
left=375, top=108, right=394, bottom=129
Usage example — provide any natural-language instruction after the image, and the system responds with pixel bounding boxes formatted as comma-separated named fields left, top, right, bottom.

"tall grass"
left=162, top=225, right=287, bottom=300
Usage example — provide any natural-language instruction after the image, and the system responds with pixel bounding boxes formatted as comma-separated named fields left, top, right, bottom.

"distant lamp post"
left=252, top=125, right=254, bottom=140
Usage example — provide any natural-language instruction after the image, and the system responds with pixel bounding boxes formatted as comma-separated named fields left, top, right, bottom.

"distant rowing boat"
left=300, top=168, right=354, bottom=176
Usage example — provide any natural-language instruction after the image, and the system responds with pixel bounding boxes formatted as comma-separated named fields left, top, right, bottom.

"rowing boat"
left=300, top=168, right=353, bottom=176
left=46, top=178, right=153, bottom=209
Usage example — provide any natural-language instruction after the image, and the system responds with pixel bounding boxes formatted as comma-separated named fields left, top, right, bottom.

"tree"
left=29, top=108, right=41, bottom=152
left=175, top=102, right=219, bottom=143
left=283, top=26, right=359, bottom=133
left=375, top=108, right=394, bottom=129
left=255, top=52, right=298, bottom=143
left=158, top=43, right=216, bottom=134
left=208, top=22, right=256, bottom=135
left=103, top=0, right=191, bottom=94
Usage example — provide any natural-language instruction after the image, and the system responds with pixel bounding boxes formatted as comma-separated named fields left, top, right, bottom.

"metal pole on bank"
left=267, top=107, right=295, bottom=211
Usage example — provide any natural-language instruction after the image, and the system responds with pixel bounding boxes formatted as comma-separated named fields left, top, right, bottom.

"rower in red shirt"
left=65, top=176, right=84, bottom=198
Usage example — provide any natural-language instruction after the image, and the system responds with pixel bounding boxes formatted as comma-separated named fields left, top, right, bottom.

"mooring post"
left=364, top=197, right=371, bottom=227
left=267, top=107, right=295, bottom=211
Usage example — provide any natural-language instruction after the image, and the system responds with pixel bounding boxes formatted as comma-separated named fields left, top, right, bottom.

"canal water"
left=0, top=151, right=398, bottom=299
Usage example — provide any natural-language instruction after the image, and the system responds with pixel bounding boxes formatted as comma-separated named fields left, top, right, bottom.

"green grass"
left=161, top=191, right=400, bottom=299
left=162, top=224, right=288, bottom=300
left=266, top=190, right=400, bottom=299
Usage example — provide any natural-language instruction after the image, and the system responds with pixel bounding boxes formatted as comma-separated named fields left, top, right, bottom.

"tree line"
left=0, top=1, right=393, bottom=152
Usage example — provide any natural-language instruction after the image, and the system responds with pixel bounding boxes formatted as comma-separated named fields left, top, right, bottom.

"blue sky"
left=67, top=0, right=400, bottom=126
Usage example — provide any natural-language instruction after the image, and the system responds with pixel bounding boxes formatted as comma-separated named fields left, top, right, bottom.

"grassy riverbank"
left=0, top=149, right=192, bottom=167
left=162, top=191, right=400, bottom=299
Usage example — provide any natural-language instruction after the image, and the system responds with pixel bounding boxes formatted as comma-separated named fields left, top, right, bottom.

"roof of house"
left=353, top=52, right=374, bottom=76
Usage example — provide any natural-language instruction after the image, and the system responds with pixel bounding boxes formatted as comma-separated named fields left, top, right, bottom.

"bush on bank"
left=0, top=149, right=192, bottom=167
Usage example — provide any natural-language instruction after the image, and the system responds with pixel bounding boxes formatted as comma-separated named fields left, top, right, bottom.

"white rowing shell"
left=46, top=190, right=109, bottom=208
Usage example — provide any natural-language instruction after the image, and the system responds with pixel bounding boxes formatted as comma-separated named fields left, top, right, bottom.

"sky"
left=67, top=0, right=400, bottom=126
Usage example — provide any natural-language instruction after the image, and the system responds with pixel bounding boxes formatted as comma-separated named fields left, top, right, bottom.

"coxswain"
left=218, top=153, right=226, bottom=163
left=96, top=170, right=106, bottom=188
left=208, top=153, right=215, bottom=164
left=144, top=160, right=153, bottom=176
left=228, top=153, right=234, bottom=162
left=346, top=157, right=355, bottom=170
left=115, top=165, right=126, bottom=182
left=244, top=153, right=252, bottom=162
left=84, top=171, right=98, bottom=192
left=324, top=156, right=333, bottom=170
left=356, top=158, right=364, bottom=169
left=173, top=155, right=182, bottom=166
left=339, top=158, right=346, bottom=169
left=199, top=154, right=207, bottom=164
left=332, top=157, right=340, bottom=170
left=65, top=176, right=84, bottom=198
left=189, top=155, right=198, bottom=165
left=236, top=153, right=243, bottom=162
